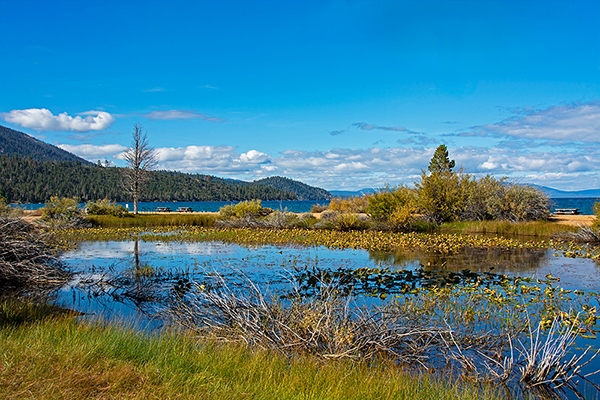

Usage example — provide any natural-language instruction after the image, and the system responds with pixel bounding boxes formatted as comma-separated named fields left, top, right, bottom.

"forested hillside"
left=254, top=176, right=332, bottom=201
left=0, top=125, right=90, bottom=164
left=0, top=156, right=297, bottom=203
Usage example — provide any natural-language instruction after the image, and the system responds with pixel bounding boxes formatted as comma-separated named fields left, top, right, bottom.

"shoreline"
left=21, top=210, right=597, bottom=227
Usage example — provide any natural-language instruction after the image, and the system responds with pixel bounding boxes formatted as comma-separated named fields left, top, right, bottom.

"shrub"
left=416, top=170, right=471, bottom=224
left=327, top=196, right=369, bottom=213
left=262, top=210, right=298, bottom=228
left=85, top=199, right=128, bottom=217
left=219, top=199, right=265, bottom=219
left=364, top=185, right=418, bottom=231
left=40, top=196, right=90, bottom=228
left=332, top=213, right=369, bottom=231
left=310, top=204, right=328, bottom=213
left=292, top=213, right=318, bottom=228
left=499, top=184, right=550, bottom=222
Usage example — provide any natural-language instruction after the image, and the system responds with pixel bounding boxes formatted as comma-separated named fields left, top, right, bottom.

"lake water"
left=14, top=197, right=600, bottom=214
left=55, top=235, right=600, bottom=399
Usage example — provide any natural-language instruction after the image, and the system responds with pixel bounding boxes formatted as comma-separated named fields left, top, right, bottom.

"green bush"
left=85, top=198, right=128, bottom=217
left=364, top=185, right=418, bottom=231
left=219, top=200, right=269, bottom=220
left=40, top=196, right=89, bottom=228
left=414, top=146, right=550, bottom=224
left=416, top=170, right=471, bottom=224
left=41, top=196, right=80, bottom=220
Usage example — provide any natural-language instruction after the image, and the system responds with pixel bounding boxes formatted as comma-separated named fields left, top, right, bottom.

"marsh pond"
left=56, top=228, right=600, bottom=399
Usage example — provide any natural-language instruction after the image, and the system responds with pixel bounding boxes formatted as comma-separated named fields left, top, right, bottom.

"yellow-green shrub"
left=85, top=198, right=128, bottom=217
left=219, top=199, right=265, bottom=219
left=327, top=196, right=369, bottom=213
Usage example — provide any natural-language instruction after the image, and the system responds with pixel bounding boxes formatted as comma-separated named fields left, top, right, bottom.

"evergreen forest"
left=0, top=155, right=318, bottom=203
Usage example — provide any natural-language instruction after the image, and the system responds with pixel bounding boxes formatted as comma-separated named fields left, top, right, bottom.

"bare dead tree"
left=123, top=124, right=158, bottom=214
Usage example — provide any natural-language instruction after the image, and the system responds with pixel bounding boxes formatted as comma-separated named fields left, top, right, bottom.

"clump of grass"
left=0, top=299, right=73, bottom=327
left=87, top=213, right=216, bottom=228
left=0, top=300, right=500, bottom=400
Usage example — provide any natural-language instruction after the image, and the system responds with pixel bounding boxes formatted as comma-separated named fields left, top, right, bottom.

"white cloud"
left=58, top=144, right=128, bottom=159
left=240, top=150, right=270, bottom=164
left=471, top=102, right=600, bottom=142
left=1, top=109, right=115, bottom=132
left=140, top=110, right=224, bottom=122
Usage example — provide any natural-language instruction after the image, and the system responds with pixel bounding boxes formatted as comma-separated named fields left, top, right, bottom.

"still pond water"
left=58, top=237, right=600, bottom=399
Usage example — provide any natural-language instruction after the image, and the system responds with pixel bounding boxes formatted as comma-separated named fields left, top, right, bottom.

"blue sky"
left=1, top=0, right=599, bottom=191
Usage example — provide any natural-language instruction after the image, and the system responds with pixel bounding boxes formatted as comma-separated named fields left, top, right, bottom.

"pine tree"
left=428, top=145, right=455, bottom=174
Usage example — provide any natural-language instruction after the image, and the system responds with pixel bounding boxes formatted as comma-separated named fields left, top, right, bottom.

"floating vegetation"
left=290, top=266, right=600, bottom=339
left=54, top=226, right=600, bottom=262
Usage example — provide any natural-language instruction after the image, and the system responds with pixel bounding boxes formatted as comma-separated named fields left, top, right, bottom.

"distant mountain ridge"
left=534, top=185, right=600, bottom=198
left=0, top=124, right=90, bottom=164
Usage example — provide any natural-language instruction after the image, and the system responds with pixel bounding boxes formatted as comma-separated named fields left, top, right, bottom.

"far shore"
left=20, top=210, right=598, bottom=227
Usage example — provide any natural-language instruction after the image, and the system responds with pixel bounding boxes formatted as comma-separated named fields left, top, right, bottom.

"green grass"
left=0, top=299, right=500, bottom=400
left=87, top=213, right=216, bottom=228
left=440, top=219, right=578, bottom=237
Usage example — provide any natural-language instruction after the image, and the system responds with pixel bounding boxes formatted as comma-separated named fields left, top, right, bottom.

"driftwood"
left=0, top=216, right=69, bottom=286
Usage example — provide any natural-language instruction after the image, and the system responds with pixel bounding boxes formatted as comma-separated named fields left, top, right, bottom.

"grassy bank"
left=87, top=213, right=216, bottom=228
left=84, top=212, right=582, bottom=239
left=0, top=300, right=499, bottom=400
left=440, top=219, right=579, bottom=237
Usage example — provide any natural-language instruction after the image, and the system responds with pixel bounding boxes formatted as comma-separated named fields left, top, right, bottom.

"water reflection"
left=58, top=239, right=600, bottom=325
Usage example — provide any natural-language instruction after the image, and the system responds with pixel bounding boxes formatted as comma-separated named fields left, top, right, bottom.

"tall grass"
left=87, top=213, right=216, bottom=228
left=441, top=220, right=578, bottom=237
left=0, top=300, right=500, bottom=400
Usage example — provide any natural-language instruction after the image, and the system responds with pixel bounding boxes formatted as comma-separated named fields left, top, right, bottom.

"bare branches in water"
left=0, top=216, right=70, bottom=288
left=160, top=271, right=599, bottom=396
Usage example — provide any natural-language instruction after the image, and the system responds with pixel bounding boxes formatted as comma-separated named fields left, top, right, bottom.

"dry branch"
left=0, top=216, right=70, bottom=286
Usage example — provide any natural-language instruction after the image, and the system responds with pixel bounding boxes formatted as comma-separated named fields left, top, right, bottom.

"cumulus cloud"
left=153, top=145, right=271, bottom=173
left=58, top=144, right=128, bottom=159
left=468, top=102, right=600, bottom=142
left=240, top=150, right=270, bottom=164
left=1, top=109, right=115, bottom=132
left=140, top=110, right=224, bottom=122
